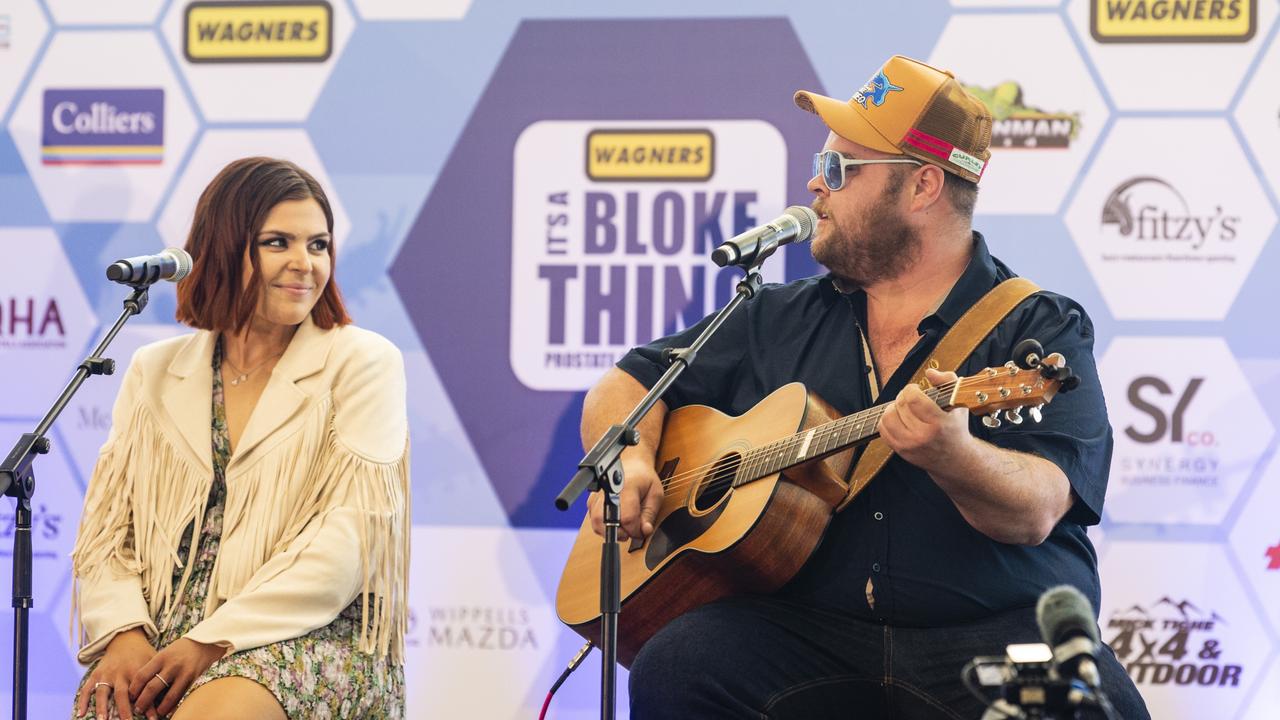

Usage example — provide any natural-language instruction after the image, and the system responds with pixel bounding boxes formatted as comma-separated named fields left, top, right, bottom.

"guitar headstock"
left=946, top=341, right=1079, bottom=428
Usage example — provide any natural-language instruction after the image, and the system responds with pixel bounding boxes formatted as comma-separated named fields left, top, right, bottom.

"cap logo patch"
left=853, top=70, right=903, bottom=109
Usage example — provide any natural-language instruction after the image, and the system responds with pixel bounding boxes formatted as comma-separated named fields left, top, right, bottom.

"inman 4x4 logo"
left=1092, top=0, right=1256, bottom=43
left=964, top=81, right=1079, bottom=149
left=1107, top=597, right=1243, bottom=688
left=184, top=0, right=332, bottom=63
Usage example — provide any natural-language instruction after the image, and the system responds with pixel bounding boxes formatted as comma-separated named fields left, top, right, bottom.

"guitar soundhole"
left=693, top=452, right=741, bottom=512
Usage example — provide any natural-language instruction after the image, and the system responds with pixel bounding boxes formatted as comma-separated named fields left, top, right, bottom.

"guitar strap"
left=835, top=277, right=1041, bottom=511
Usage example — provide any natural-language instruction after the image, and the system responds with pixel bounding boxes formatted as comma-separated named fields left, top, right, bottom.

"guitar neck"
left=732, top=383, right=955, bottom=487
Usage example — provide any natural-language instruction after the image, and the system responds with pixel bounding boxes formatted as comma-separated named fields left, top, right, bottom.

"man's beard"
left=811, top=180, right=922, bottom=288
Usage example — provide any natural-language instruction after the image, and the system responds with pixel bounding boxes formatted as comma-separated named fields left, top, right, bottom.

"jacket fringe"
left=70, top=394, right=410, bottom=661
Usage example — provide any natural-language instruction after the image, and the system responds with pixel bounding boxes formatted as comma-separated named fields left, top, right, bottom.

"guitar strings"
left=645, top=380, right=962, bottom=500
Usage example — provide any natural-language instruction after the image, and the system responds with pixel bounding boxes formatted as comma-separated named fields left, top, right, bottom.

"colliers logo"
left=41, top=89, right=165, bottom=165
left=586, top=129, right=714, bottom=182
left=184, top=0, right=333, bottom=63
left=1092, top=0, right=1256, bottom=43
left=964, top=82, right=1079, bottom=150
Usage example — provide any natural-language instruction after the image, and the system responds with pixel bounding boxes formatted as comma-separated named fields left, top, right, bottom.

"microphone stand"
left=0, top=283, right=152, bottom=720
left=556, top=253, right=774, bottom=720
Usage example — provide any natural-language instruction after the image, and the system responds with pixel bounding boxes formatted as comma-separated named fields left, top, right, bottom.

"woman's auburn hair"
left=175, top=156, right=351, bottom=332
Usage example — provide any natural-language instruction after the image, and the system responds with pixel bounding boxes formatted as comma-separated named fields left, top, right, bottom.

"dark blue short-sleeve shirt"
left=616, top=233, right=1110, bottom=627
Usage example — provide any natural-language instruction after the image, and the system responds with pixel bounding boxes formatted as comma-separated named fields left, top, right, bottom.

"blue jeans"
left=629, top=595, right=1150, bottom=719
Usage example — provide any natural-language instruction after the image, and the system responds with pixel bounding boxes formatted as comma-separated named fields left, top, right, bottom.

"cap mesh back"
left=911, top=81, right=992, bottom=181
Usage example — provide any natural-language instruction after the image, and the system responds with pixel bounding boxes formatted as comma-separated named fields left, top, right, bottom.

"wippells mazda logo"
left=1107, top=596, right=1243, bottom=688
left=1100, top=176, right=1239, bottom=257
left=410, top=605, right=539, bottom=651
left=1092, top=0, right=1256, bottom=42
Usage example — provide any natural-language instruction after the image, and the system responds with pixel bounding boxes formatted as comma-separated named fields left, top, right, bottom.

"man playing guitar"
left=579, top=55, right=1150, bottom=719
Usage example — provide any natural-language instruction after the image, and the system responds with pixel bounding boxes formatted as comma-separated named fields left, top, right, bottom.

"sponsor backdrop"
left=0, top=0, right=1278, bottom=717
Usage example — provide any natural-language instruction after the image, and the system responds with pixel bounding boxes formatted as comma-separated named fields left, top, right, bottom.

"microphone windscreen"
left=1036, top=585, right=1100, bottom=647
left=784, top=206, right=818, bottom=242
left=163, top=247, right=194, bottom=282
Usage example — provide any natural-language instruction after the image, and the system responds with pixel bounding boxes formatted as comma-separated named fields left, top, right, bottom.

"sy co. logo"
left=1125, top=376, right=1214, bottom=447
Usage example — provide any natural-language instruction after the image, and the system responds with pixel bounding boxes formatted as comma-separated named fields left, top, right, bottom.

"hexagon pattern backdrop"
left=0, top=0, right=1278, bottom=717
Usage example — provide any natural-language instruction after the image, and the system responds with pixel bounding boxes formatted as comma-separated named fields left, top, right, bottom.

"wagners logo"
left=587, top=130, right=714, bottom=182
left=1092, top=0, right=1255, bottom=42
left=41, top=88, right=164, bottom=165
left=510, top=120, right=787, bottom=391
left=964, top=81, right=1079, bottom=150
left=184, top=0, right=332, bottom=63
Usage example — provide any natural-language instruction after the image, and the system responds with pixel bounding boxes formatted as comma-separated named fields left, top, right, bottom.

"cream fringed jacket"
left=69, top=317, right=410, bottom=665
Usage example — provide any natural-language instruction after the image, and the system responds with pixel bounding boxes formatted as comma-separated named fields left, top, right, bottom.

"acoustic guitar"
left=556, top=350, right=1077, bottom=667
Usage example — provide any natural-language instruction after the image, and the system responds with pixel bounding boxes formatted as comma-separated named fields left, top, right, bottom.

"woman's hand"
left=77, top=627, right=156, bottom=719
left=129, top=637, right=226, bottom=719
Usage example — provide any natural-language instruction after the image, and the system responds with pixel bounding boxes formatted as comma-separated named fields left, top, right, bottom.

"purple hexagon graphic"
left=391, top=19, right=827, bottom=527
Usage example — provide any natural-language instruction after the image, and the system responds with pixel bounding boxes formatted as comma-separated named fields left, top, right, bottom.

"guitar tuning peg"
left=1060, top=372, right=1080, bottom=393
left=1004, top=408, right=1023, bottom=425
left=982, top=412, right=1002, bottom=429
left=1028, top=405, right=1043, bottom=423
left=1012, top=338, right=1044, bottom=369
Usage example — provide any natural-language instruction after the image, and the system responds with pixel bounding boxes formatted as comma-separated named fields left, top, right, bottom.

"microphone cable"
left=538, top=640, right=594, bottom=720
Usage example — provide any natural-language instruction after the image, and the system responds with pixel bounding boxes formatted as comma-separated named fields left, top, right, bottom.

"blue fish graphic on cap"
left=856, top=71, right=904, bottom=109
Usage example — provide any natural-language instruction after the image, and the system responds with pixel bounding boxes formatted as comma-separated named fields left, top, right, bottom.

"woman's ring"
left=153, top=673, right=170, bottom=688
left=93, top=681, right=112, bottom=690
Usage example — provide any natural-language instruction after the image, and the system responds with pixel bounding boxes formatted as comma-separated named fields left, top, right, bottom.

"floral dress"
left=73, top=338, right=405, bottom=719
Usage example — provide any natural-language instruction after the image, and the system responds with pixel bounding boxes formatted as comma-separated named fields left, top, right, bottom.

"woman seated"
left=71, top=157, right=410, bottom=720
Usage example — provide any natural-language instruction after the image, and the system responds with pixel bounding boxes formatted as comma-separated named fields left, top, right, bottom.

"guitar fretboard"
left=732, top=384, right=953, bottom=486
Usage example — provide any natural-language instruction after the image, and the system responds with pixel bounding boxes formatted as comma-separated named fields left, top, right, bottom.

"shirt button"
left=874, top=511, right=884, bottom=521
left=872, top=563, right=881, bottom=572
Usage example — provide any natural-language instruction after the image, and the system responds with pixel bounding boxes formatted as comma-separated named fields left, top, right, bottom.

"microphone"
left=106, top=248, right=193, bottom=285
left=711, top=206, right=818, bottom=268
left=1036, top=585, right=1103, bottom=691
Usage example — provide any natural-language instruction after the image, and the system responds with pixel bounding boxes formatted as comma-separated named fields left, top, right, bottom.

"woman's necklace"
left=223, top=350, right=284, bottom=387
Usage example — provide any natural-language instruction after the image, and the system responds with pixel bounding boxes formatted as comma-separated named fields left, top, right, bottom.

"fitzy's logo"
left=1101, top=176, right=1239, bottom=250
left=1108, top=597, right=1242, bottom=688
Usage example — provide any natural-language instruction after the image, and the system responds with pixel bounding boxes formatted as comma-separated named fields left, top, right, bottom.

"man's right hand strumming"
left=581, top=367, right=668, bottom=543
left=587, top=457, right=665, bottom=542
